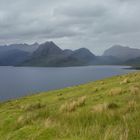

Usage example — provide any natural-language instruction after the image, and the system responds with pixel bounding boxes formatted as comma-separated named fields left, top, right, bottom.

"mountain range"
left=0, top=42, right=139, bottom=67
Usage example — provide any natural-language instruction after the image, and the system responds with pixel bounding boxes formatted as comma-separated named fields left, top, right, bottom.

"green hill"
left=0, top=72, right=140, bottom=140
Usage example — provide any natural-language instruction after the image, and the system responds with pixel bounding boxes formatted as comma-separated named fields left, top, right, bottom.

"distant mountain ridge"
left=0, top=49, right=30, bottom=65
left=21, top=41, right=96, bottom=67
left=0, top=42, right=140, bottom=66
left=103, top=45, right=140, bottom=61
left=0, top=43, right=39, bottom=53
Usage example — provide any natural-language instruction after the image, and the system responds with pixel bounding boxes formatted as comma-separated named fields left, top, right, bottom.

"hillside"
left=0, top=72, right=140, bottom=140
left=0, top=43, right=39, bottom=53
left=0, top=49, right=30, bottom=65
left=22, top=41, right=96, bottom=67
left=125, top=57, right=140, bottom=66
left=103, top=45, right=140, bottom=61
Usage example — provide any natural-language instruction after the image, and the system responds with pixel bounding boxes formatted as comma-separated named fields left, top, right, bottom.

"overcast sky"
left=0, top=0, right=140, bottom=54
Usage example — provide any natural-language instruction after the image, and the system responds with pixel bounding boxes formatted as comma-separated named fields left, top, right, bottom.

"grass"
left=59, top=96, right=86, bottom=112
left=0, top=72, right=140, bottom=140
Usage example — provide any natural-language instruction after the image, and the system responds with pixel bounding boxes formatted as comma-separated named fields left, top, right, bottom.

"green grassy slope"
left=0, top=72, right=140, bottom=140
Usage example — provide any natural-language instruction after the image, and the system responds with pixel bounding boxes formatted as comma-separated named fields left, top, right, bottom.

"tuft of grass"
left=129, top=85, right=140, bottom=95
left=44, top=118, right=55, bottom=128
left=92, top=102, right=118, bottom=113
left=100, top=81, right=104, bottom=85
left=127, top=100, right=137, bottom=112
left=120, top=78, right=130, bottom=85
left=16, top=112, right=37, bottom=128
left=92, top=103, right=108, bottom=113
left=59, top=96, right=86, bottom=112
left=103, top=125, right=129, bottom=140
left=76, top=96, right=86, bottom=107
left=107, top=102, right=119, bottom=109
left=20, top=102, right=46, bottom=111
left=59, top=101, right=77, bottom=112
left=108, top=87, right=123, bottom=96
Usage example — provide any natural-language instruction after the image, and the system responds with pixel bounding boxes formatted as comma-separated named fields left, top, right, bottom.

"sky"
left=0, top=0, right=140, bottom=55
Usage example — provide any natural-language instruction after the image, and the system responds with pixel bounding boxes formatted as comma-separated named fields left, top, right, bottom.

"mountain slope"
left=22, top=41, right=68, bottom=66
left=32, top=41, right=63, bottom=58
left=0, top=72, right=140, bottom=140
left=71, top=48, right=95, bottom=64
left=0, top=43, right=38, bottom=66
left=22, top=42, right=96, bottom=67
left=0, top=49, right=30, bottom=65
left=93, top=56, right=122, bottom=65
left=125, top=57, right=140, bottom=65
left=0, top=43, right=39, bottom=53
left=103, top=45, right=140, bottom=61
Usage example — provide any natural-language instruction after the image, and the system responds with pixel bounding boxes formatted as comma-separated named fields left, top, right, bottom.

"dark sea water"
left=0, top=66, right=135, bottom=101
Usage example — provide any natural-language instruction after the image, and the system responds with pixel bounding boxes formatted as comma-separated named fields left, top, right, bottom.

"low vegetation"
left=59, top=96, right=86, bottom=112
left=0, top=72, right=140, bottom=140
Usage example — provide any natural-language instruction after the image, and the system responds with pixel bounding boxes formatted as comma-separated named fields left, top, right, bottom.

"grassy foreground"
left=0, top=72, right=140, bottom=140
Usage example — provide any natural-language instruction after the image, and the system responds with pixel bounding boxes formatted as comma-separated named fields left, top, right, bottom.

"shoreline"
left=124, top=66, right=140, bottom=70
left=0, top=70, right=137, bottom=103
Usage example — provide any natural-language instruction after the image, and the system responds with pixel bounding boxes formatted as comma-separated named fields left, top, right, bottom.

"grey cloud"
left=54, top=3, right=108, bottom=18
left=0, top=0, right=140, bottom=54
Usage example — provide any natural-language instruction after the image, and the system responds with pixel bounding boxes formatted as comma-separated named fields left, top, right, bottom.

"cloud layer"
left=0, top=0, right=140, bottom=54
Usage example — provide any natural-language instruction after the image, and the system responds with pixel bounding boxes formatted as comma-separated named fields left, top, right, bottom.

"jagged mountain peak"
left=38, top=41, right=61, bottom=50
left=73, top=47, right=95, bottom=58
left=32, top=41, right=63, bottom=57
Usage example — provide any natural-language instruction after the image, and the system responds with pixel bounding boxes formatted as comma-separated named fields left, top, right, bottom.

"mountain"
left=71, top=48, right=95, bottom=64
left=0, top=43, right=39, bottom=53
left=32, top=41, right=63, bottom=58
left=1, top=41, right=140, bottom=67
left=92, top=56, right=122, bottom=65
left=0, top=42, right=39, bottom=66
left=103, top=45, right=140, bottom=61
left=17, top=42, right=140, bottom=67
left=0, top=49, right=30, bottom=65
left=55, top=48, right=96, bottom=66
left=21, top=41, right=96, bottom=67
left=125, top=57, right=140, bottom=65
left=22, top=41, right=67, bottom=66
left=63, top=49, right=73, bottom=56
